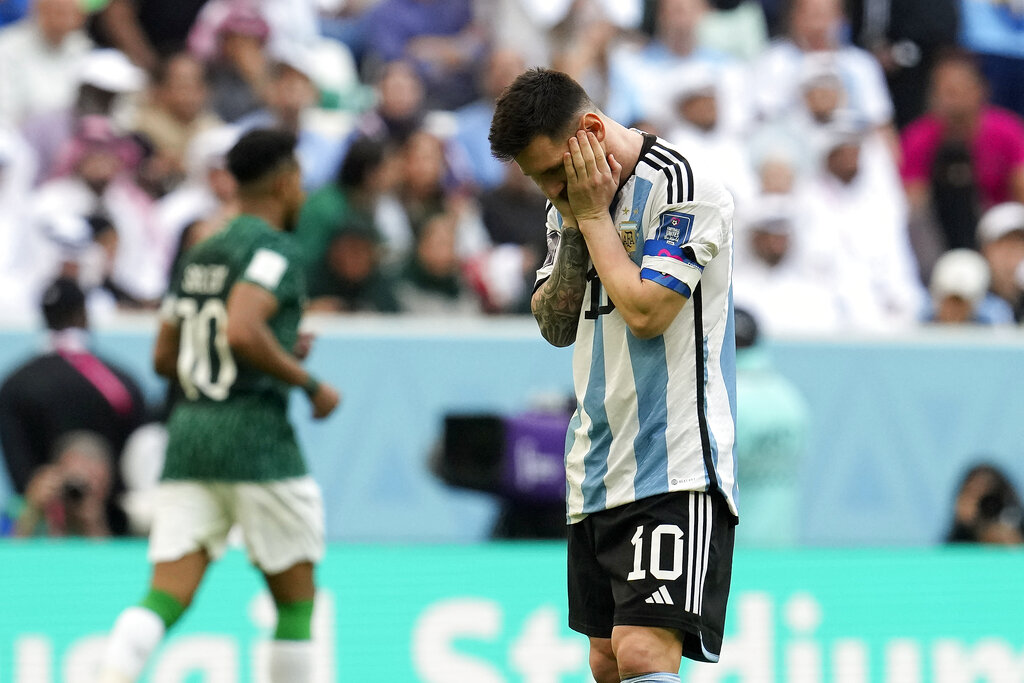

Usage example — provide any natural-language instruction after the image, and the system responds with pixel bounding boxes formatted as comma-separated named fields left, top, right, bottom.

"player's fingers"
left=576, top=130, right=599, bottom=178
left=567, top=135, right=586, bottom=179
left=563, top=149, right=577, bottom=184
left=589, top=132, right=610, bottom=174
left=608, top=153, right=622, bottom=182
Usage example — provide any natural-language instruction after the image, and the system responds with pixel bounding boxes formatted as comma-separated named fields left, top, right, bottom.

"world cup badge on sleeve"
left=665, top=225, right=681, bottom=245
left=619, top=222, right=638, bottom=253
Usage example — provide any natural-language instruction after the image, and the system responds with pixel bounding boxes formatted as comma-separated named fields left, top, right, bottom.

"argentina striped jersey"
left=535, top=133, right=738, bottom=523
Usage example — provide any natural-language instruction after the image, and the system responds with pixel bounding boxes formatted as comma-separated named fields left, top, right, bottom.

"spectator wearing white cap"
left=977, top=201, right=1024, bottom=322
left=20, top=48, right=147, bottom=183
left=752, top=0, right=896, bottom=149
left=31, top=116, right=164, bottom=307
left=9, top=211, right=122, bottom=324
left=0, top=0, right=92, bottom=127
left=751, top=55, right=900, bottom=192
left=791, top=112, right=925, bottom=331
left=732, top=193, right=843, bottom=334
left=663, top=63, right=758, bottom=208
left=234, top=46, right=347, bottom=191
left=923, top=248, right=1013, bottom=325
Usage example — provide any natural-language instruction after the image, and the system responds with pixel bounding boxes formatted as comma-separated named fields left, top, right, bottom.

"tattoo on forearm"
left=533, top=227, right=589, bottom=346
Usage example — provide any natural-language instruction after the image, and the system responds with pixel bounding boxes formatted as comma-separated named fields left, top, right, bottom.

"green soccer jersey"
left=160, top=214, right=308, bottom=482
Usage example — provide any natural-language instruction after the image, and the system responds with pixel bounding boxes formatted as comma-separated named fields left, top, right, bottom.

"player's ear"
left=271, top=166, right=295, bottom=198
left=581, top=113, right=605, bottom=142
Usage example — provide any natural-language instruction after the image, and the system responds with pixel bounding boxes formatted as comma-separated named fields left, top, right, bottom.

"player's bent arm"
left=225, top=282, right=315, bottom=388
left=579, top=215, right=687, bottom=339
left=531, top=226, right=589, bottom=347
left=153, top=321, right=181, bottom=379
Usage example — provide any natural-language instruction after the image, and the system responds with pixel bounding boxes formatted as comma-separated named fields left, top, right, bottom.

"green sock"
left=139, top=589, right=186, bottom=630
left=274, top=599, right=314, bottom=640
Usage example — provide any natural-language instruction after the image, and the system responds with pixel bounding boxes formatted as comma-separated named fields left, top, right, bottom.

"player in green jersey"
left=98, top=129, right=340, bottom=683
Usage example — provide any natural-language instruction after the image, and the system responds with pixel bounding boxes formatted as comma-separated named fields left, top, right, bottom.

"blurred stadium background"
left=2, top=317, right=1023, bottom=681
left=3, top=0, right=1024, bottom=678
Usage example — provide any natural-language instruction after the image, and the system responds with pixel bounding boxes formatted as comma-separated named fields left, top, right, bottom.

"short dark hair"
left=226, top=128, right=298, bottom=186
left=41, top=277, right=86, bottom=331
left=86, top=213, right=115, bottom=238
left=734, top=307, right=759, bottom=349
left=488, top=68, right=594, bottom=162
left=152, top=52, right=205, bottom=87
left=336, top=135, right=391, bottom=189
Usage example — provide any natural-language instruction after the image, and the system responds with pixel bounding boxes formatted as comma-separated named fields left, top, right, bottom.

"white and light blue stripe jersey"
left=535, top=133, right=738, bottom=523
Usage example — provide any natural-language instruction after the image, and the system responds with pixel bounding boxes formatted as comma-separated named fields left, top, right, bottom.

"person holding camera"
left=0, top=277, right=147, bottom=536
left=13, top=431, right=114, bottom=537
left=946, top=462, right=1024, bottom=545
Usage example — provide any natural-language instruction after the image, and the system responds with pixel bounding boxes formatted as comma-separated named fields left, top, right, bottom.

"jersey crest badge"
left=619, top=222, right=638, bottom=253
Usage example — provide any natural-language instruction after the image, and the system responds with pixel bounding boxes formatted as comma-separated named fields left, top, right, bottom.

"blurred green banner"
left=0, top=542, right=1022, bottom=682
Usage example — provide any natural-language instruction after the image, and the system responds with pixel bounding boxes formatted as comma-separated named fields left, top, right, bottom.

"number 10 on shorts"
left=626, top=524, right=685, bottom=581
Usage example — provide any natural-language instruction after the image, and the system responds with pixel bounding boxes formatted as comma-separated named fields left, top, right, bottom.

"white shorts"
left=148, top=476, right=325, bottom=575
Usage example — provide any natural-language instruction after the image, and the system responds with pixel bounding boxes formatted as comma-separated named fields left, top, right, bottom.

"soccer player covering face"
left=489, top=69, right=739, bottom=683
left=97, top=129, right=340, bottom=683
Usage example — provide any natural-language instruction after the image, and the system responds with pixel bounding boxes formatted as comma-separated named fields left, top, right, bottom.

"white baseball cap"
left=743, top=193, right=794, bottom=234
left=669, top=64, right=717, bottom=103
left=977, top=202, right=1024, bottom=244
left=184, top=124, right=241, bottom=180
left=76, top=49, right=147, bottom=93
left=929, top=248, right=991, bottom=307
left=800, top=53, right=842, bottom=90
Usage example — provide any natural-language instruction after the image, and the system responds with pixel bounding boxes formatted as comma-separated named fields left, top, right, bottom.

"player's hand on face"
left=548, top=191, right=578, bottom=231
left=310, top=382, right=341, bottom=419
left=526, top=167, right=577, bottom=230
left=564, top=130, right=622, bottom=225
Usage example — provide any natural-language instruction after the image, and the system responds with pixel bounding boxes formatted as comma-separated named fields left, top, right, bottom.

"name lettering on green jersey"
left=182, top=264, right=230, bottom=295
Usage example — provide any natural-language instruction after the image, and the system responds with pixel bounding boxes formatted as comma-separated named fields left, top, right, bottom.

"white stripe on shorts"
left=685, top=492, right=696, bottom=612
left=696, top=494, right=713, bottom=615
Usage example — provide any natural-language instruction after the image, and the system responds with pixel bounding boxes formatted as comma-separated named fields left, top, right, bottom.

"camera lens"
left=60, top=479, right=89, bottom=503
left=977, top=492, right=1004, bottom=521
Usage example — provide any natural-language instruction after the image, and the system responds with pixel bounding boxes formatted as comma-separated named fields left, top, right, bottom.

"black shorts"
left=567, top=490, right=736, bottom=663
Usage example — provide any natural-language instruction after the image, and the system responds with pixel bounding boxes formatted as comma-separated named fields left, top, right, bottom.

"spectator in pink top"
left=901, top=50, right=1024, bottom=259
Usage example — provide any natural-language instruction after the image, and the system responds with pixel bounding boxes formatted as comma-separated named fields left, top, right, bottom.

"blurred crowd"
left=0, top=0, right=1023, bottom=333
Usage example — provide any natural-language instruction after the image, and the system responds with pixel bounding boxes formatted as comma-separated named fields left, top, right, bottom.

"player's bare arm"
left=531, top=226, right=590, bottom=347
left=226, top=282, right=340, bottom=419
left=153, top=321, right=181, bottom=379
left=567, top=130, right=687, bottom=339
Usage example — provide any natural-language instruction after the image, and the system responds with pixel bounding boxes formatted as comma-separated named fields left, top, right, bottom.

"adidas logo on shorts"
left=645, top=585, right=674, bottom=605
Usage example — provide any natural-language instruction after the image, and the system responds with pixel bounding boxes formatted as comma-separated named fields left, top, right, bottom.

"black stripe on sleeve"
left=652, top=141, right=695, bottom=202
left=691, top=283, right=718, bottom=490
left=681, top=155, right=694, bottom=202
left=647, top=148, right=684, bottom=204
left=641, top=156, right=677, bottom=204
